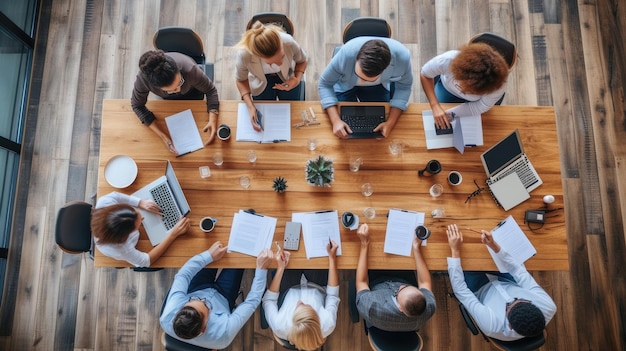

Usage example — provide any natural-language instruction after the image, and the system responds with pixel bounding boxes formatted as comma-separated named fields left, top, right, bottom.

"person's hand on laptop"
left=208, top=240, right=228, bottom=261
left=332, top=119, right=352, bottom=139
left=170, top=217, right=190, bottom=238
left=373, top=121, right=391, bottom=138
left=138, top=199, right=162, bottom=215
left=432, top=104, right=451, bottom=129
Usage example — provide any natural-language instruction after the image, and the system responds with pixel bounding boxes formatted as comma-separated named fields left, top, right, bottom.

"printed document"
left=165, top=109, right=204, bottom=156
left=236, top=103, right=291, bottom=143
left=227, top=210, right=276, bottom=257
left=292, top=210, right=342, bottom=259
left=384, top=209, right=425, bottom=256
left=422, top=110, right=482, bottom=152
left=487, top=215, right=537, bottom=272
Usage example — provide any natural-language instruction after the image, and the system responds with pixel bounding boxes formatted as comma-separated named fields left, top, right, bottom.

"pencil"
left=465, top=227, right=483, bottom=234
left=274, top=241, right=281, bottom=252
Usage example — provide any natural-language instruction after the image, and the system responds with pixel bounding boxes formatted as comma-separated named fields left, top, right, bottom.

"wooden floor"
left=1, top=0, right=625, bottom=350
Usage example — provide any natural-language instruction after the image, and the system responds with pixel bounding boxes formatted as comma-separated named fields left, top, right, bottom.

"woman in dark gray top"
left=131, top=50, right=220, bottom=153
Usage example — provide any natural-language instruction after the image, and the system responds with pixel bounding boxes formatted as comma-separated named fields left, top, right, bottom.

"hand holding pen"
left=327, top=238, right=338, bottom=259
left=274, top=241, right=290, bottom=268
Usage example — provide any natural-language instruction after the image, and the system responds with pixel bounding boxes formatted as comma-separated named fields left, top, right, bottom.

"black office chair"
left=458, top=302, right=546, bottom=351
left=55, top=201, right=93, bottom=256
left=469, top=32, right=517, bottom=69
left=246, top=12, right=294, bottom=36
left=153, top=26, right=215, bottom=83
left=161, top=332, right=213, bottom=351
left=348, top=278, right=423, bottom=351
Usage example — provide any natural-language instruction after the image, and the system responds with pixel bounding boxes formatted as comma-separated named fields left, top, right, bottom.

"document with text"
left=236, top=103, right=291, bottom=143
left=487, top=215, right=537, bottom=272
left=384, top=208, right=425, bottom=256
left=227, top=210, right=276, bottom=257
left=165, top=109, right=204, bottom=156
left=292, top=210, right=342, bottom=259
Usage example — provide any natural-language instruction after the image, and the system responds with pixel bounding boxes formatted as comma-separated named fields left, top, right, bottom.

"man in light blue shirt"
left=318, top=37, right=413, bottom=138
left=160, top=242, right=273, bottom=349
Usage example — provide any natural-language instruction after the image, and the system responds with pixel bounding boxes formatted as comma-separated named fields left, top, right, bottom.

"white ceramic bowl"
left=104, top=155, right=138, bottom=188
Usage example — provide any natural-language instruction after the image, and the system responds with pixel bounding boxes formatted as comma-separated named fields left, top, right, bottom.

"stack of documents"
left=236, top=103, right=291, bottom=143
left=421, top=110, right=483, bottom=153
left=486, top=215, right=537, bottom=272
left=227, top=210, right=277, bottom=257
left=292, top=210, right=342, bottom=259
left=165, top=109, right=204, bottom=156
left=384, top=208, right=425, bottom=256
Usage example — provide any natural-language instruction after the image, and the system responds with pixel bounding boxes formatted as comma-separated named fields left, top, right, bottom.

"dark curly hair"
left=173, top=306, right=204, bottom=339
left=450, top=42, right=509, bottom=95
left=356, top=39, right=391, bottom=77
left=508, top=301, right=546, bottom=336
left=138, top=50, right=179, bottom=87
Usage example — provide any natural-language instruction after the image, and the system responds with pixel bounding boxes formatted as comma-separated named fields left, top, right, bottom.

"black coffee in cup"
left=200, top=217, right=216, bottom=232
left=415, top=225, right=431, bottom=240
left=418, top=159, right=442, bottom=176
left=448, top=171, right=462, bottom=185
left=217, top=124, right=231, bottom=140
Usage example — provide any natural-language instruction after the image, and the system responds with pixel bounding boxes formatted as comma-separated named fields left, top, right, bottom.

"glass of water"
left=361, top=183, right=374, bottom=197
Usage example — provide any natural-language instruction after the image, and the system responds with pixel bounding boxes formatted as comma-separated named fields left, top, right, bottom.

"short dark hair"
left=403, top=289, right=427, bottom=317
left=508, top=302, right=545, bottom=336
left=173, top=306, right=203, bottom=339
left=356, top=39, right=391, bottom=77
left=138, top=50, right=179, bottom=87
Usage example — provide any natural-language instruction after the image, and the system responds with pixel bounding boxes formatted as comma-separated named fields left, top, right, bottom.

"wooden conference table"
left=97, top=99, right=567, bottom=271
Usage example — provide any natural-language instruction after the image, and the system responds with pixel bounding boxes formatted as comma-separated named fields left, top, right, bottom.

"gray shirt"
left=356, top=280, right=436, bottom=332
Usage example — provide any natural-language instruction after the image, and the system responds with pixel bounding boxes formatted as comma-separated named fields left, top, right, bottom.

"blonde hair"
left=237, top=21, right=284, bottom=58
left=287, top=304, right=325, bottom=350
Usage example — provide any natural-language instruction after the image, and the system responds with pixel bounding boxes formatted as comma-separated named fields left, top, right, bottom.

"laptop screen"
left=165, top=161, right=191, bottom=216
left=482, top=130, right=524, bottom=175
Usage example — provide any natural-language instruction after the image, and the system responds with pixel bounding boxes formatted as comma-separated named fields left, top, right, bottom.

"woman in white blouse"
left=91, top=192, right=189, bottom=267
left=262, top=241, right=340, bottom=350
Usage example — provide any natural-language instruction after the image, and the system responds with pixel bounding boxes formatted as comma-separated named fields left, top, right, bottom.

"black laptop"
left=340, top=105, right=386, bottom=138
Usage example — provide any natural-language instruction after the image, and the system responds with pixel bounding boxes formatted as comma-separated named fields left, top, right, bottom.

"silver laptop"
left=133, top=161, right=190, bottom=245
left=480, top=130, right=542, bottom=210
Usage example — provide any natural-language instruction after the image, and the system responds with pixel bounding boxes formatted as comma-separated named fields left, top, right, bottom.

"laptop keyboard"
left=149, top=183, right=182, bottom=230
left=341, top=114, right=384, bottom=132
left=490, top=156, right=539, bottom=188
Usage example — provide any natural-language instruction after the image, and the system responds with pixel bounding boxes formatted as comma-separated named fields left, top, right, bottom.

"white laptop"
left=480, top=130, right=542, bottom=210
left=133, top=161, right=190, bottom=245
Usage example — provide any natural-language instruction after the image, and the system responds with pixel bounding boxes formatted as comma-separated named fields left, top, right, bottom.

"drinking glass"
left=247, top=150, right=257, bottom=163
left=429, top=184, right=443, bottom=197
left=349, top=156, right=363, bottom=172
left=239, top=176, right=251, bottom=189
left=389, top=139, right=403, bottom=155
left=361, top=183, right=374, bottom=197
left=213, top=151, right=224, bottom=166
left=307, top=137, right=317, bottom=151
left=363, top=207, right=376, bottom=219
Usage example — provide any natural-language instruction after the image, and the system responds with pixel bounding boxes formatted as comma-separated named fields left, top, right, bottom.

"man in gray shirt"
left=355, top=223, right=436, bottom=331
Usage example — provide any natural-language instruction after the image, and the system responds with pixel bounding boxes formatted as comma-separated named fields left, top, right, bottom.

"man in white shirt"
left=446, top=224, right=557, bottom=341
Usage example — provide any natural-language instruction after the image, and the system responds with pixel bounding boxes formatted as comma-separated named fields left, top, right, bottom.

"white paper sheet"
left=292, top=210, right=342, bottom=259
left=422, top=110, right=483, bottom=152
left=236, top=103, right=291, bottom=143
left=487, top=215, right=537, bottom=272
left=164, top=109, right=204, bottom=156
left=227, top=210, right=276, bottom=257
left=384, top=209, right=425, bottom=256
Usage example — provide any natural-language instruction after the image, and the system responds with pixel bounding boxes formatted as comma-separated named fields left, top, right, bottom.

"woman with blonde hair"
left=262, top=241, right=339, bottom=350
left=91, top=192, right=190, bottom=267
left=420, top=42, right=510, bottom=129
left=235, top=21, right=308, bottom=131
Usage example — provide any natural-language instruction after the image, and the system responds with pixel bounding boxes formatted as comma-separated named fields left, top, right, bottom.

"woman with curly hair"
left=91, top=192, right=189, bottom=267
left=131, top=50, right=220, bottom=153
left=420, top=42, right=510, bottom=129
left=235, top=21, right=308, bottom=131
left=262, top=241, right=339, bottom=350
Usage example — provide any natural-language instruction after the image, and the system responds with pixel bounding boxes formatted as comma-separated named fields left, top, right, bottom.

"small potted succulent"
left=272, top=176, right=288, bottom=193
left=305, top=155, right=334, bottom=187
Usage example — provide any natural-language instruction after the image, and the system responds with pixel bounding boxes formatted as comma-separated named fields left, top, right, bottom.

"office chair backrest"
left=458, top=303, right=546, bottom=351
left=161, top=332, right=213, bottom=351
left=55, top=201, right=93, bottom=254
left=469, top=32, right=517, bottom=68
left=343, top=17, right=392, bottom=43
left=153, top=26, right=206, bottom=65
left=246, top=12, right=294, bottom=36
left=366, top=325, right=423, bottom=351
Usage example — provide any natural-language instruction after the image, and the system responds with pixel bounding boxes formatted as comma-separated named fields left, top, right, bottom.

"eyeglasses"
left=393, top=284, right=408, bottom=298
left=465, top=179, right=486, bottom=203
left=189, top=296, right=212, bottom=311
left=164, top=75, right=185, bottom=94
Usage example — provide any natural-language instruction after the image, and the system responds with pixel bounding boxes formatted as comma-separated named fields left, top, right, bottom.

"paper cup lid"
left=104, top=155, right=138, bottom=188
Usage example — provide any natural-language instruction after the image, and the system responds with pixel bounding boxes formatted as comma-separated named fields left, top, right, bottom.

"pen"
left=465, top=227, right=483, bottom=234
left=275, top=241, right=282, bottom=252
left=315, top=210, right=334, bottom=214
left=309, top=107, right=316, bottom=119
left=495, top=220, right=506, bottom=228
left=328, top=236, right=332, bottom=247
left=272, top=139, right=287, bottom=143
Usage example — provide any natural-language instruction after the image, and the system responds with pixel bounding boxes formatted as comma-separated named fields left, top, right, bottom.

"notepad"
left=227, top=210, right=276, bottom=257
left=422, top=110, right=483, bottom=152
left=384, top=208, right=425, bottom=256
left=165, top=109, right=204, bottom=156
left=292, top=210, right=342, bottom=259
left=487, top=215, right=537, bottom=273
left=236, top=103, right=291, bottom=143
